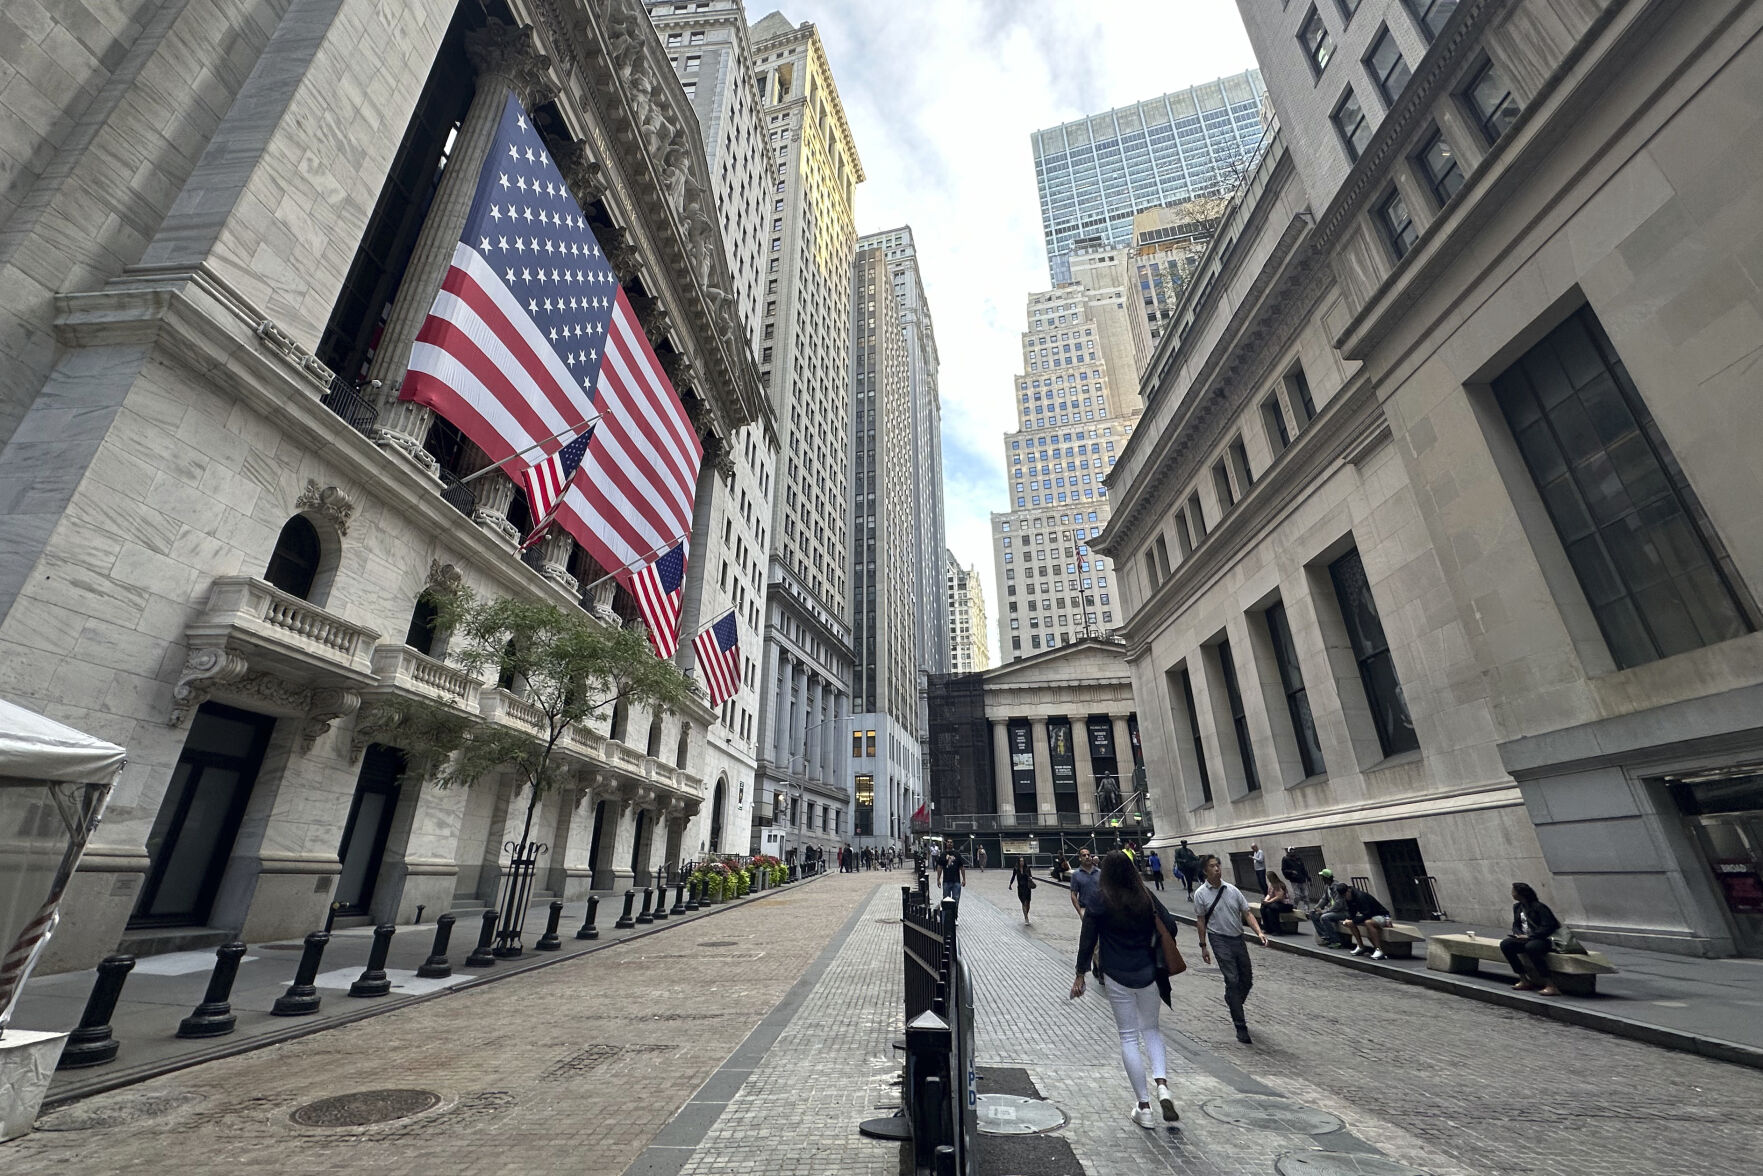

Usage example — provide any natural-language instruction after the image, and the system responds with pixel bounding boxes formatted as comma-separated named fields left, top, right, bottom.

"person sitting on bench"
left=1259, top=873, right=1295, bottom=933
left=1309, top=873, right=1349, bottom=946
left=1340, top=885, right=1394, bottom=959
left=1500, top=882, right=1563, bottom=996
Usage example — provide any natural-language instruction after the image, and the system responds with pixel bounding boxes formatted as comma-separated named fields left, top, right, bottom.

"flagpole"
left=459, top=412, right=605, bottom=485
left=572, top=535, right=690, bottom=598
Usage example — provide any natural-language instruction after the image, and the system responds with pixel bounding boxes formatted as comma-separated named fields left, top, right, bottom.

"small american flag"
left=401, top=91, right=702, bottom=584
left=692, top=610, right=741, bottom=706
left=630, top=542, right=688, bottom=657
left=521, top=426, right=595, bottom=530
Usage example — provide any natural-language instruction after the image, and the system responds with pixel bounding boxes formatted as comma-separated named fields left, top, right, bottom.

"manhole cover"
left=36, top=1090, right=206, bottom=1131
left=1276, top=1151, right=1432, bottom=1176
left=290, top=1089, right=441, bottom=1127
left=1201, top=1096, right=1343, bottom=1134
left=975, top=1093, right=1067, bottom=1135
left=697, top=940, right=739, bottom=947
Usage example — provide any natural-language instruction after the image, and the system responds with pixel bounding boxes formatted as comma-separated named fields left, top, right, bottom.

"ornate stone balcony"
left=367, top=643, right=480, bottom=710
left=172, top=576, right=381, bottom=749
left=478, top=687, right=549, bottom=732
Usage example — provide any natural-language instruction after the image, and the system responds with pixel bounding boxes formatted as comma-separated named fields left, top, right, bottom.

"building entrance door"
left=1371, top=837, right=1432, bottom=921
left=131, top=703, right=276, bottom=928
left=333, top=745, right=405, bottom=916
left=1665, top=768, right=1763, bottom=957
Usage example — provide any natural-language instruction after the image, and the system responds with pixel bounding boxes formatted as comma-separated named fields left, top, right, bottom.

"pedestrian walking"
left=1008, top=858, right=1036, bottom=922
left=1279, top=847, right=1310, bottom=909
left=1251, top=842, right=1267, bottom=894
left=1173, top=840, right=1198, bottom=898
left=1070, top=850, right=1184, bottom=1129
left=1192, top=853, right=1269, bottom=1043
left=1500, top=882, right=1563, bottom=996
left=940, top=846, right=967, bottom=904
left=1147, top=849, right=1165, bottom=891
left=1068, top=848, right=1104, bottom=916
left=977, top=845, right=988, bottom=872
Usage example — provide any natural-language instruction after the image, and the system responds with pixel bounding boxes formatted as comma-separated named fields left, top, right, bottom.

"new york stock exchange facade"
left=0, top=0, right=767, bottom=974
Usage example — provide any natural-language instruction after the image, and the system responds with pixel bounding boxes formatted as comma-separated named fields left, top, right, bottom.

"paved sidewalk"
left=1153, top=882, right=1763, bottom=1066
left=11, top=875, right=828, bottom=1107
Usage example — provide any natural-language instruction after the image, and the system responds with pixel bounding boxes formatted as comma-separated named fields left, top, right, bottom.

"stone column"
left=537, top=530, right=578, bottom=595
left=471, top=473, right=521, bottom=548
left=767, top=645, right=787, bottom=766
left=585, top=578, right=619, bottom=625
left=1112, top=714, right=1137, bottom=800
left=1030, top=717, right=1055, bottom=818
left=1074, top=716, right=1099, bottom=819
left=674, top=457, right=723, bottom=678
left=606, top=792, right=639, bottom=892
left=806, top=675, right=823, bottom=783
left=366, top=23, right=554, bottom=478
left=559, top=778, right=601, bottom=900
left=991, top=720, right=1013, bottom=816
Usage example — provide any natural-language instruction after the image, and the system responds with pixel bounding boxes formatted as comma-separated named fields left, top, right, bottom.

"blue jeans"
left=943, top=882, right=962, bottom=903
left=1311, top=910, right=1346, bottom=944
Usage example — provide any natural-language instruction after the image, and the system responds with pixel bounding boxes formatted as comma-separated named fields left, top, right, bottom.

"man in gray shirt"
left=1068, top=848, right=1103, bottom=916
left=1192, top=854, right=1269, bottom=1044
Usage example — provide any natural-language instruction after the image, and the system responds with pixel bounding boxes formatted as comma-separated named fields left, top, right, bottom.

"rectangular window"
left=1415, top=127, right=1465, bottom=206
left=1213, top=459, right=1236, bottom=511
left=1331, top=87, right=1372, bottom=162
left=1287, top=365, right=1318, bottom=426
left=1230, top=437, right=1254, bottom=492
left=1491, top=306, right=1753, bottom=668
left=1329, top=548, right=1420, bottom=757
left=1404, top=0, right=1459, bottom=41
left=1187, top=491, right=1207, bottom=538
left=866, top=730, right=877, bottom=757
left=851, top=730, right=862, bottom=758
left=1463, top=58, right=1521, bottom=144
left=1178, top=667, right=1213, bottom=804
left=1364, top=27, right=1412, bottom=106
left=1263, top=394, right=1292, bottom=454
left=1174, top=508, right=1194, bottom=557
left=1299, top=8, right=1335, bottom=76
left=854, top=774, right=873, bottom=836
left=1154, top=534, right=1173, bottom=579
left=1265, top=603, right=1326, bottom=777
left=1378, top=187, right=1418, bottom=259
left=1216, top=639, right=1260, bottom=792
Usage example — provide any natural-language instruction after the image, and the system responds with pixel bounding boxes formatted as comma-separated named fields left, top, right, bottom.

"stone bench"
left=1255, top=904, right=1302, bottom=934
left=1425, top=932, right=1617, bottom=995
left=1334, top=919, right=1426, bottom=958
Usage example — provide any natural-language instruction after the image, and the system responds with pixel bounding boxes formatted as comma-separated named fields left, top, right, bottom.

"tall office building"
left=1033, top=71, right=1267, bottom=281
left=990, top=286, right=1142, bottom=663
left=1129, top=197, right=1227, bottom=345
left=748, top=11, right=863, bottom=859
left=946, top=554, right=990, bottom=673
left=648, top=0, right=777, bottom=855
left=856, top=227, right=947, bottom=681
left=848, top=242, right=923, bottom=847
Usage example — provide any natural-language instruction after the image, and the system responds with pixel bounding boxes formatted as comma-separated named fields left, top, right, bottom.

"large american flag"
left=402, top=91, right=702, bottom=603
left=630, top=541, right=688, bottom=657
left=692, top=610, right=742, bottom=706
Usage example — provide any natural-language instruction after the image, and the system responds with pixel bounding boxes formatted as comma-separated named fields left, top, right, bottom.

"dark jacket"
left=1280, top=853, right=1307, bottom=883
left=1076, top=895, right=1181, bottom=989
left=1345, top=890, right=1389, bottom=921
left=1008, top=864, right=1035, bottom=893
left=1509, top=900, right=1560, bottom=941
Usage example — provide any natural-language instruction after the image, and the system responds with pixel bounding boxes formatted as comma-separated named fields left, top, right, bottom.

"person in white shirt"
left=1192, top=854, right=1269, bottom=1043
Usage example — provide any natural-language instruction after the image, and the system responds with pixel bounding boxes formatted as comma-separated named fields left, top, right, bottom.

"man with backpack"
left=1172, top=840, right=1199, bottom=898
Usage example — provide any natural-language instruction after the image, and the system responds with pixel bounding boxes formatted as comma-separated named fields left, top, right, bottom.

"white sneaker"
left=1350, top=946, right=1367, bottom=956
left=1131, top=1105, right=1157, bottom=1129
left=1155, top=1083, right=1180, bottom=1122
left=1371, top=949, right=1387, bottom=960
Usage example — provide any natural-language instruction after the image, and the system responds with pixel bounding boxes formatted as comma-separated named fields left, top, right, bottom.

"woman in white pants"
left=1070, top=850, right=1184, bottom=1128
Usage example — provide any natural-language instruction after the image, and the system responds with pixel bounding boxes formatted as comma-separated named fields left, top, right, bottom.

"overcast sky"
left=798, top=0, right=1258, bottom=648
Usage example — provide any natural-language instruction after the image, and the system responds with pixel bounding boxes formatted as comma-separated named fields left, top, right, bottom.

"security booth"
left=0, top=699, right=124, bottom=1139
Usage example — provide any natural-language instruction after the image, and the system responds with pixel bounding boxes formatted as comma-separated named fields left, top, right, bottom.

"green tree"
left=426, top=586, right=696, bottom=850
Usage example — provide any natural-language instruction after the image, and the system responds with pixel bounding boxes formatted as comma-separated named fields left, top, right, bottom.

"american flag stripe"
left=628, top=542, right=688, bottom=658
left=692, top=611, right=741, bottom=706
left=439, top=250, right=594, bottom=421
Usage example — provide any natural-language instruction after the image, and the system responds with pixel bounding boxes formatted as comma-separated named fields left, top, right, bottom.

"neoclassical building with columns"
left=924, top=640, right=1148, bottom=863
left=0, top=0, right=769, bottom=973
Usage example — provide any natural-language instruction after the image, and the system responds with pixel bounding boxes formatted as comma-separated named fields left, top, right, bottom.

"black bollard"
left=416, top=914, right=456, bottom=979
left=464, top=909, right=499, bottom=967
left=58, top=954, right=135, bottom=1068
left=684, top=879, right=700, bottom=912
left=271, top=931, right=331, bottom=1016
left=349, top=924, right=396, bottom=997
left=636, top=886, right=656, bottom=924
left=177, top=941, right=248, bottom=1038
left=651, top=886, right=669, bottom=921
left=614, top=888, right=637, bottom=929
left=575, top=895, right=600, bottom=940
left=535, top=900, right=565, bottom=950
left=670, top=883, right=686, bottom=915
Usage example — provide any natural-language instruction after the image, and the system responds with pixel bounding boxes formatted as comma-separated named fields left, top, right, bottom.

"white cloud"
left=799, top=0, right=1257, bottom=641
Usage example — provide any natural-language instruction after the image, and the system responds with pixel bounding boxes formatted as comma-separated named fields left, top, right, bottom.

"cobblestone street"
left=6, top=870, right=1761, bottom=1176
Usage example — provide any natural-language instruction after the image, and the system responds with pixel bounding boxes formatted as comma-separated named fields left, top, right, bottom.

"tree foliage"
left=418, top=587, right=696, bottom=837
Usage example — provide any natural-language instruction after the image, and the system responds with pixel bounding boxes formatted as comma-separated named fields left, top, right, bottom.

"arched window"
left=629, top=809, right=648, bottom=873
left=675, top=726, right=690, bottom=769
left=404, top=596, right=441, bottom=656
left=710, top=777, right=726, bottom=853
left=611, top=697, right=630, bottom=743
left=645, top=715, right=663, bottom=759
left=265, top=516, right=322, bottom=600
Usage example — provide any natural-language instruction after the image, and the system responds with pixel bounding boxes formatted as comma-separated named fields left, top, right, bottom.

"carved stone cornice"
left=295, top=480, right=356, bottom=536
left=464, top=21, right=555, bottom=107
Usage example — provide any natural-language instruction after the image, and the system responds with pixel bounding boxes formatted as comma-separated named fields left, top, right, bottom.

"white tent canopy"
left=0, top=699, right=126, bottom=785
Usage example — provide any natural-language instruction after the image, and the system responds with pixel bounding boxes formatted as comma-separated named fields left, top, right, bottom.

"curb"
left=1045, top=874, right=1763, bottom=1072
left=42, top=873, right=833, bottom=1110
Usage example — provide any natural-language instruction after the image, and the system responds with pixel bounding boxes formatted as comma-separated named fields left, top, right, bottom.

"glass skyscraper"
left=1032, top=70, right=1268, bottom=280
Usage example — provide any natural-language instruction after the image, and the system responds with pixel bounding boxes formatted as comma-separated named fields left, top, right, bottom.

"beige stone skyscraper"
left=747, top=11, right=863, bottom=857
left=990, top=286, right=1142, bottom=663
left=946, top=554, right=990, bottom=673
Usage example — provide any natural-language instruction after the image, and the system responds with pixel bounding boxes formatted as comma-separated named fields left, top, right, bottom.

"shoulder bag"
left=1549, top=925, right=1587, bottom=954
left=1152, top=898, right=1186, bottom=976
